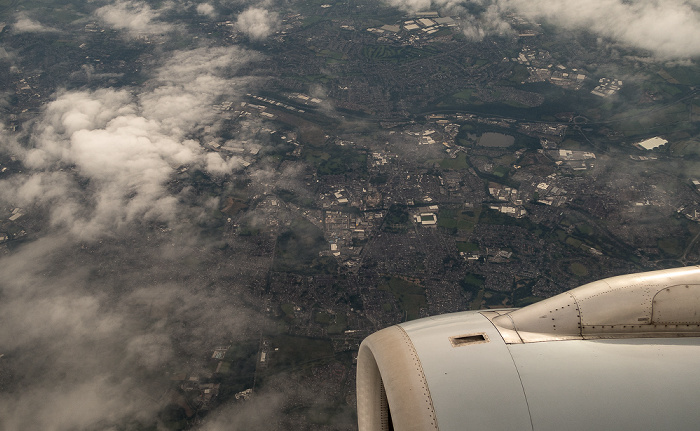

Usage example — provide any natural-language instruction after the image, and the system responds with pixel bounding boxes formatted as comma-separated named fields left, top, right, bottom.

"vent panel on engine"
left=449, top=333, right=489, bottom=347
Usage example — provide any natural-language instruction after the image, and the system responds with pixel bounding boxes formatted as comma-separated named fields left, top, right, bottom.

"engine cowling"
left=357, top=266, right=700, bottom=431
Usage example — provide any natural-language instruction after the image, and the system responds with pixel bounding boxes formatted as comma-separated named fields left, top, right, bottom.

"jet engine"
left=357, top=266, right=700, bottom=431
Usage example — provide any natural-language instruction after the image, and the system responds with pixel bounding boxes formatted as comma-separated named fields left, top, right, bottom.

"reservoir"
left=478, top=132, right=515, bottom=148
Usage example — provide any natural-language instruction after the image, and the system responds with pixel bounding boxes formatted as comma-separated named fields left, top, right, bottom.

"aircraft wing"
left=357, top=266, right=700, bottom=431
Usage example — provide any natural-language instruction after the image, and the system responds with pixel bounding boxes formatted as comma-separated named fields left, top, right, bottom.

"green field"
left=509, top=64, right=530, bottom=83
left=561, top=139, right=583, bottom=150
left=454, top=89, right=473, bottom=99
left=303, top=144, right=367, bottom=175
left=456, top=241, right=479, bottom=253
left=664, top=65, right=700, bottom=86
left=379, top=276, right=426, bottom=321
left=314, top=311, right=347, bottom=334
left=437, top=153, right=470, bottom=170
left=658, top=237, right=684, bottom=258
left=452, top=89, right=483, bottom=105
left=267, top=335, right=335, bottom=369
left=438, top=207, right=481, bottom=233
left=569, top=262, right=589, bottom=277
left=462, top=273, right=485, bottom=293
left=493, top=165, right=510, bottom=177
left=576, top=223, right=594, bottom=236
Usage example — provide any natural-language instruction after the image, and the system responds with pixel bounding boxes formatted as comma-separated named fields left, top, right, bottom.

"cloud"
left=12, top=13, right=59, bottom=33
left=206, top=151, right=247, bottom=174
left=143, top=46, right=259, bottom=131
left=382, top=0, right=432, bottom=12
left=198, top=388, right=286, bottom=431
left=0, top=46, right=12, bottom=62
left=382, top=0, right=468, bottom=13
left=383, top=0, right=700, bottom=58
left=236, top=7, right=279, bottom=40
left=0, top=232, right=266, bottom=430
left=3, top=46, right=261, bottom=240
left=94, top=0, right=173, bottom=35
left=0, top=236, right=157, bottom=430
left=460, top=3, right=512, bottom=41
left=197, top=2, right=217, bottom=17
left=16, top=90, right=194, bottom=237
left=503, top=0, right=700, bottom=59
left=0, top=3, right=324, bottom=431
left=0, top=378, right=155, bottom=431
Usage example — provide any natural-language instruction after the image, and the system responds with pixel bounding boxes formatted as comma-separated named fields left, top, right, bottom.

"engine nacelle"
left=357, top=266, right=700, bottom=431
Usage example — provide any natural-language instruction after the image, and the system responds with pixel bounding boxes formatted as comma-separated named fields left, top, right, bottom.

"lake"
left=478, top=132, right=515, bottom=148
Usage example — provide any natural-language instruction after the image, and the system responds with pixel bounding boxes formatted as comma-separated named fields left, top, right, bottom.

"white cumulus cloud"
left=383, top=0, right=700, bottom=58
left=95, top=0, right=173, bottom=35
left=503, top=0, right=700, bottom=59
left=236, top=7, right=279, bottom=40
left=461, top=3, right=512, bottom=41
left=5, top=46, right=260, bottom=240
left=197, top=2, right=217, bottom=17
left=12, top=12, right=59, bottom=33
